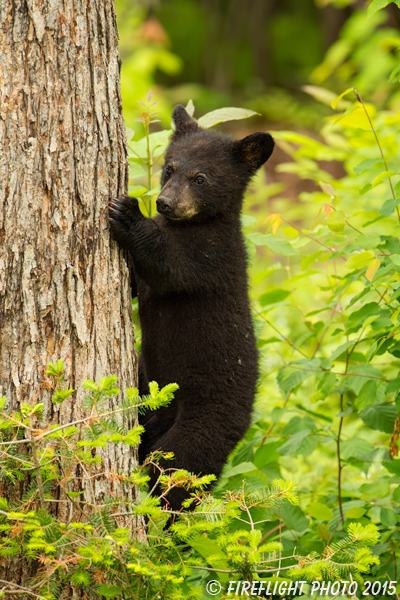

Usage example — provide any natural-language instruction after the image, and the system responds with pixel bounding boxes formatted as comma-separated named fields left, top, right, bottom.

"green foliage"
left=0, top=365, right=388, bottom=599
left=310, top=6, right=400, bottom=104
left=235, top=80, right=400, bottom=597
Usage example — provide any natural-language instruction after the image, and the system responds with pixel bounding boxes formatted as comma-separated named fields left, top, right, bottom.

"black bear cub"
left=109, top=105, right=274, bottom=515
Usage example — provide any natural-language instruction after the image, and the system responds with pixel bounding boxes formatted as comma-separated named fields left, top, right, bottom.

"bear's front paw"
left=108, top=195, right=141, bottom=245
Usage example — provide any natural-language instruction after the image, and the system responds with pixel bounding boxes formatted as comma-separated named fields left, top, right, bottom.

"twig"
left=354, top=88, right=399, bottom=223
left=189, top=563, right=297, bottom=574
left=286, top=365, right=387, bottom=382
left=277, top=507, right=282, bottom=577
left=278, top=215, right=340, bottom=256
left=0, top=580, right=47, bottom=600
left=0, top=403, right=140, bottom=446
left=337, top=392, right=344, bottom=526
left=117, top=546, right=136, bottom=600
left=253, top=306, right=309, bottom=358
left=385, top=572, right=399, bottom=600
left=261, top=392, right=292, bottom=444
left=337, top=347, right=350, bottom=527
left=30, top=436, right=46, bottom=510
left=259, top=523, right=287, bottom=545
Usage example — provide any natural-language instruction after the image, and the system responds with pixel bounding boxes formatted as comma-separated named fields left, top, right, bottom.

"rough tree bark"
left=0, top=0, right=140, bottom=586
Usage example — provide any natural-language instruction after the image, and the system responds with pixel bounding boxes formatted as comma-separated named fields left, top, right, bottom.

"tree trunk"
left=0, top=0, right=140, bottom=587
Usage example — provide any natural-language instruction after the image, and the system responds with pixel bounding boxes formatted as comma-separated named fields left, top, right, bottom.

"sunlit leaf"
left=246, top=233, right=298, bottom=256
left=96, top=585, right=123, bottom=598
left=346, top=506, right=366, bottom=519
left=307, top=502, right=334, bottom=521
left=366, top=258, right=380, bottom=281
left=185, top=99, right=195, bottom=116
left=359, top=402, right=396, bottom=433
left=327, top=210, right=345, bottom=232
left=341, top=438, right=375, bottom=459
left=354, top=158, right=384, bottom=175
left=197, top=107, right=258, bottom=128
left=380, top=197, right=400, bottom=217
left=331, top=88, right=354, bottom=109
left=302, top=85, right=339, bottom=106
left=282, top=226, right=298, bottom=238
left=367, top=0, right=396, bottom=18
left=259, top=289, right=291, bottom=306
left=345, top=251, right=375, bottom=270
left=380, top=507, right=397, bottom=527
left=280, top=503, right=309, bottom=532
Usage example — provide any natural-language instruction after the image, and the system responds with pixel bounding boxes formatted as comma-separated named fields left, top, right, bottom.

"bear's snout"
left=156, top=195, right=173, bottom=216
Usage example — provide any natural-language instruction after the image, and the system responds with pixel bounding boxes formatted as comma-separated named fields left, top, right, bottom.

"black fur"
left=108, top=106, right=274, bottom=515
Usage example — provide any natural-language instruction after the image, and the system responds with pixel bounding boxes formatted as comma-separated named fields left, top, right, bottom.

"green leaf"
left=259, top=289, right=290, bottom=306
left=280, top=503, right=309, bottom=532
left=185, top=99, right=195, bottom=117
left=390, top=65, right=400, bottom=82
left=253, top=442, right=283, bottom=468
left=380, top=507, right=397, bottom=527
left=277, top=359, right=322, bottom=396
left=361, top=171, right=396, bottom=195
left=367, top=0, right=394, bottom=18
left=294, top=403, right=332, bottom=422
left=241, top=214, right=257, bottom=227
left=318, top=523, right=331, bottom=541
left=346, top=506, right=366, bottom=519
left=354, top=158, right=384, bottom=175
left=383, top=459, right=400, bottom=475
left=347, top=302, right=381, bottom=332
left=129, top=130, right=171, bottom=159
left=331, top=88, right=354, bottom=109
left=311, top=372, right=337, bottom=402
left=188, top=535, right=230, bottom=582
left=301, top=250, right=324, bottom=271
left=393, top=485, right=400, bottom=503
left=366, top=258, right=381, bottom=282
left=345, top=251, right=375, bottom=270
left=327, top=210, right=345, bottom=232
left=330, top=340, right=356, bottom=361
left=246, top=233, right=298, bottom=256
left=306, top=502, right=334, bottom=521
left=346, top=365, right=383, bottom=395
left=354, top=381, right=381, bottom=409
left=380, top=197, right=400, bottom=217
left=197, top=107, right=258, bottom=128
left=341, top=438, right=375, bottom=460
left=302, top=85, right=339, bottom=106
left=95, top=585, right=123, bottom=598
left=359, top=402, right=396, bottom=433
left=223, top=462, right=257, bottom=478
left=277, top=430, right=312, bottom=456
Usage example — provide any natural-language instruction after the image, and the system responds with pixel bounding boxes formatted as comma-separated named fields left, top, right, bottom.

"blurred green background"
left=115, top=0, right=400, bottom=128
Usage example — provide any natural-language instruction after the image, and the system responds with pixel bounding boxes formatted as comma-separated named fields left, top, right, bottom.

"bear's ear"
left=233, top=132, right=274, bottom=172
left=172, top=104, right=199, bottom=136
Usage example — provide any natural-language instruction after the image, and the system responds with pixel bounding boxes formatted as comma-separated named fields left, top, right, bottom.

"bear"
left=108, top=105, right=274, bottom=517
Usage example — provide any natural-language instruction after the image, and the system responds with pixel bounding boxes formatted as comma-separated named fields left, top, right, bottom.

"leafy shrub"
left=0, top=364, right=385, bottom=599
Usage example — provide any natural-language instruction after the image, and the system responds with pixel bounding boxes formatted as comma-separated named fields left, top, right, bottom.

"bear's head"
left=156, top=105, right=274, bottom=222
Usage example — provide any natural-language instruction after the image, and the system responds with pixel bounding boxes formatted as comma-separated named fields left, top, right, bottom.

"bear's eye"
left=194, top=176, right=205, bottom=186
left=165, top=166, right=173, bottom=179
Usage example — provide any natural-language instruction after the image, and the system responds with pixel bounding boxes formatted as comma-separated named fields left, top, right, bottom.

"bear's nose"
left=156, top=196, right=173, bottom=214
